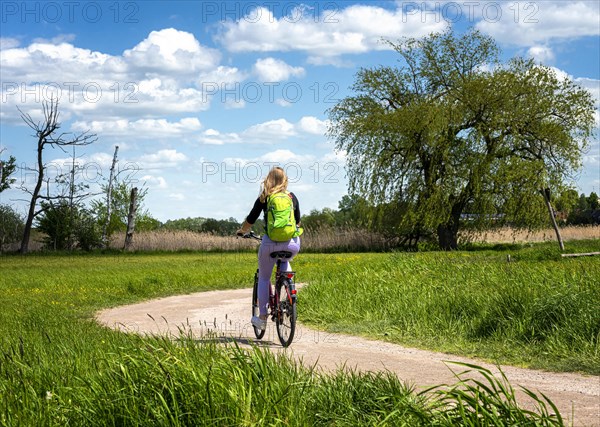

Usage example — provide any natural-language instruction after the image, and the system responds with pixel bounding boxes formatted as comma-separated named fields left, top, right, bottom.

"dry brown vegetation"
left=105, top=226, right=599, bottom=252
left=8, top=225, right=597, bottom=253
left=463, top=225, right=600, bottom=245
left=108, top=230, right=257, bottom=252
left=107, top=229, right=392, bottom=252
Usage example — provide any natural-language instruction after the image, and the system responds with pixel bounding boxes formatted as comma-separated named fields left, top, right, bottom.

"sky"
left=0, top=0, right=599, bottom=222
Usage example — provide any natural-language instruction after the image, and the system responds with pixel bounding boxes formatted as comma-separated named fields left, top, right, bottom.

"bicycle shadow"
left=191, top=334, right=281, bottom=348
left=112, top=313, right=289, bottom=349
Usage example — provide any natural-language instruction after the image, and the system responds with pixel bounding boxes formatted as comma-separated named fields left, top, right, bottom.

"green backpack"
left=266, top=192, right=302, bottom=242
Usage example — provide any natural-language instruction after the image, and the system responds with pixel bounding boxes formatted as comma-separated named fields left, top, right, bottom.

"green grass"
left=1, top=241, right=597, bottom=425
left=300, top=240, right=600, bottom=374
left=0, top=331, right=565, bottom=426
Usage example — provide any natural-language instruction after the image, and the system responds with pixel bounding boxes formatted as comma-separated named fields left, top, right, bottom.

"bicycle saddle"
left=270, top=251, right=293, bottom=259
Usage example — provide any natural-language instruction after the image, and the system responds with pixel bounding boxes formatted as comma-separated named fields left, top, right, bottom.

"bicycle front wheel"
left=275, top=279, right=296, bottom=347
left=252, top=270, right=265, bottom=339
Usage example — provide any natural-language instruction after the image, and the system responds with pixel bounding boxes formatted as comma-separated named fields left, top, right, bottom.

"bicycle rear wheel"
left=275, top=279, right=296, bottom=347
left=252, top=270, right=265, bottom=339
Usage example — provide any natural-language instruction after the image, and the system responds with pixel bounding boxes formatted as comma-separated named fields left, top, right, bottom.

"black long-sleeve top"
left=246, top=192, right=301, bottom=226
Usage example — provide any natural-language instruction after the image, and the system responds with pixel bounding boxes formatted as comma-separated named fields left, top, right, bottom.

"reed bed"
left=6, top=225, right=598, bottom=253
left=107, top=229, right=392, bottom=253
left=107, top=226, right=598, bottom=253
left=109, top=230, right=257, bottom=252
left=300, top=228, right=391, bottom=252
left=463, top=225, right=599, bottom=244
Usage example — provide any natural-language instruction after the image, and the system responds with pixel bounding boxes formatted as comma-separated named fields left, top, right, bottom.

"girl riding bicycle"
left=237, top=167, right=302, bottom=331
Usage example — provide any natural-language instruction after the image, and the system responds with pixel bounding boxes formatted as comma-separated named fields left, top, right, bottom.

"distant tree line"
left=563, top=191, right=600, bottom=225
left=1, top=187, right=597, bottom=253
left=162, top=217, right=244, bottom=236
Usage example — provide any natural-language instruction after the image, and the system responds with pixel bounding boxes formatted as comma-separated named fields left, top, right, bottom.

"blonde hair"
left=259, top=167, right=288, bottom=202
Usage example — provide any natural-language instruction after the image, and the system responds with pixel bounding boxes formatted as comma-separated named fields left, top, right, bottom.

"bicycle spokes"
left=275, top=280, right=297, bottom=347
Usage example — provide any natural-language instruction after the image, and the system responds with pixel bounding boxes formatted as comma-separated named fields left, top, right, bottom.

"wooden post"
left=540, top=188, right=565, bottom=252
left=123, top=187, right=138, bottom=250
left=561, top=252, right=600, bottom=258
left=102, top=145, right=118, bottom=248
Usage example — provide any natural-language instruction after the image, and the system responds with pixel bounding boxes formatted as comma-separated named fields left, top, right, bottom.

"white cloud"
left=139, top=149, right=188, bottom=164
left=258, top=149, right=315, bottom=164
left=243, top=118, right=297, bottom=140
left=0, top=29, right=240, bottom=122
left=298, top=116, right=328, bottom=135
left=32, top=34, right=76, bottom=45
left=582, top=153, right=599, bottom=166
left=527, top=45, right=555, bottom=63
left=141, top=175, right=168, bottom=189
left=87, top=152, right=117, bottom=169
left=136, top=150, right=189, bottom=172
left=199, top=129, right=242, bottom=145
left=476, top=1, right=600, bottom=46
left=222, top=149, right=317, bottom=169
left=71, top=117, right=202, bottom=139
left=123, top=28, right=221, bottom=74
left=253, top=58, right=305, bottom=82
left=196, top=116, right=330, bottom=145
left=239, top=117, right=330, bottom=141
left=197, top=65, right=247, bottom=89
left=0, top=37, right=20, bottom=49
left=224, top=99, right=247, bottom=109
left=573, top=77, right=600, bottom=106
left=275, top=99, right=292, bottom=107
left=216, top=4, right=447, bottom=61
left=1, top=42, right=112, bottom=82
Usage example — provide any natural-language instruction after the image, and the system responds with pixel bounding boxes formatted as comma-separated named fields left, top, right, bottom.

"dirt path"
left=96, top=286, right=600, bottom=427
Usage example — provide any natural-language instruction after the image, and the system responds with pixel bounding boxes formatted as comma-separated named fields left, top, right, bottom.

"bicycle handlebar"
left=238, top=231, right=262, bottom=241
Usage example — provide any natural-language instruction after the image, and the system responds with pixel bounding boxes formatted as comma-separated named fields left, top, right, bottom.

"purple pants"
left=257, top=235, right=301, bottom=316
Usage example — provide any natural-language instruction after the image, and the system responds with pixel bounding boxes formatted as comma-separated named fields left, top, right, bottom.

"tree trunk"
left=123, top=187, right=138, bottom=250
left=437, top=209, right=461, bottom=251
left=540, top=188, right=565, bottom=251
left=68, top=147, right=76, bottom=251
left=437, top=223, right=459, bottom=250
left=20, top=144, right=44, bottom=254
left=102, top=145, right=119, bottom=248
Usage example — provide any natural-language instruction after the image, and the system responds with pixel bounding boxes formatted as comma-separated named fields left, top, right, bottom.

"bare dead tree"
left=123, top=187, right=138, bottom=250
left=18, top=99, right=97, bottom=254
left=102, top=145, right=119, bottom=248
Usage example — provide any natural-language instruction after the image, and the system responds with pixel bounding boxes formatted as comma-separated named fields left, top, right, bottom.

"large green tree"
left=328, top=29, right=596, bottom=250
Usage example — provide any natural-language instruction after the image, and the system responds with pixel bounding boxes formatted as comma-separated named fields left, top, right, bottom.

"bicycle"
left=242, top=231, right=297, bottom=347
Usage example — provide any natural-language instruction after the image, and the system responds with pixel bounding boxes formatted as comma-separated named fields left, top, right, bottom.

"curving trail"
left=96, top=286, right=600, bottom=427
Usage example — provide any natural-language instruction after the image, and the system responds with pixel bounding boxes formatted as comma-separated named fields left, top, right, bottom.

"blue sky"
left=1, top=1, right=599, bottom=222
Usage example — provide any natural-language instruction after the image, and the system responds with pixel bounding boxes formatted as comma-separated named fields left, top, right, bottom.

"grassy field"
left=1, top=240, right=598, bottom=425
left=300, top=240, right=600, bottom=374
